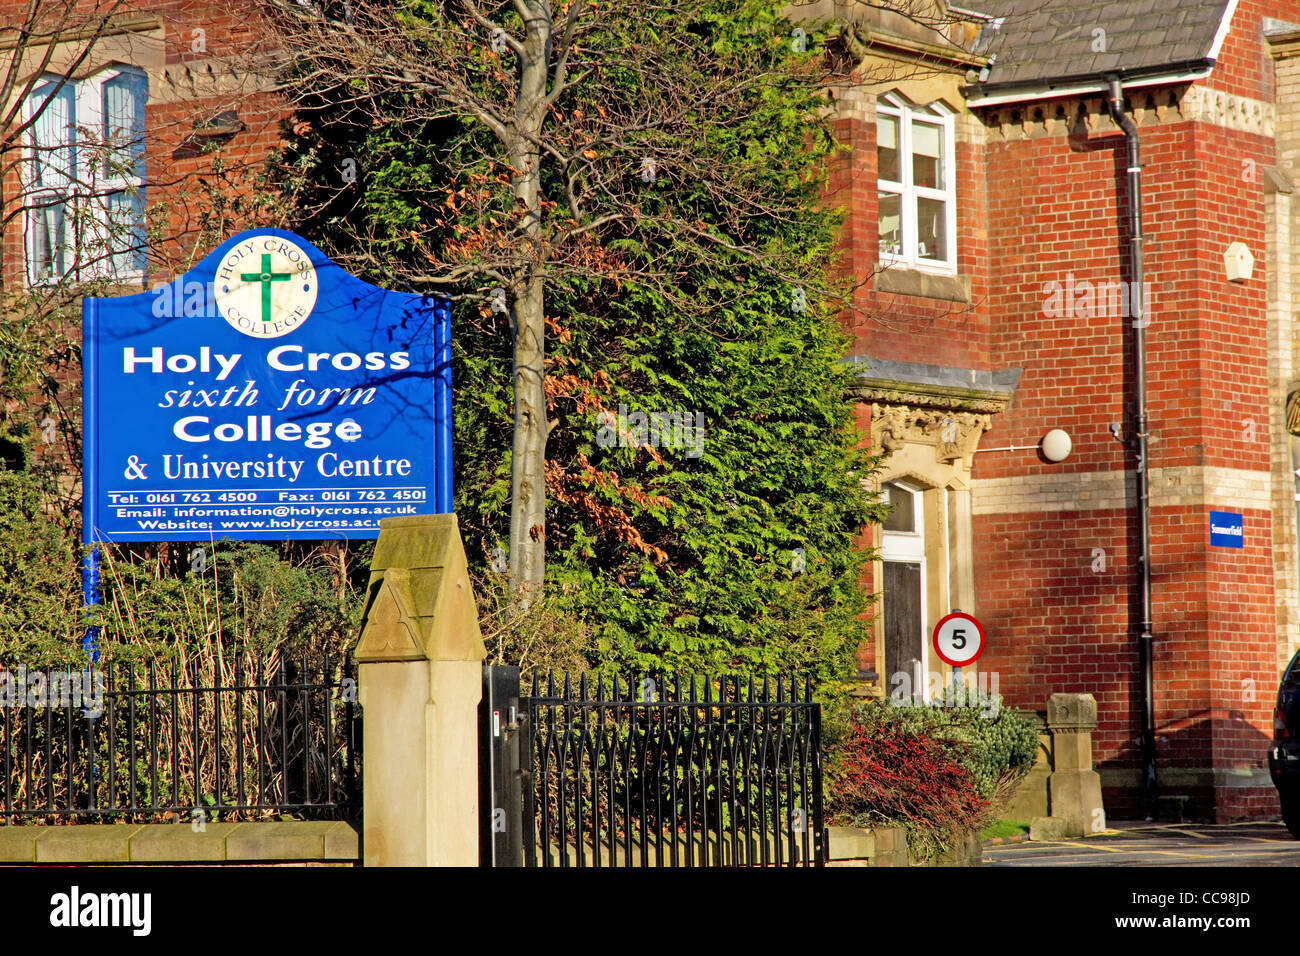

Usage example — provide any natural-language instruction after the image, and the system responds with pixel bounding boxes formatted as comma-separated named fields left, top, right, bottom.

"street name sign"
left=83, top=228, right=451, bottom=544
left=1208, top=510, right=1244, bottom=549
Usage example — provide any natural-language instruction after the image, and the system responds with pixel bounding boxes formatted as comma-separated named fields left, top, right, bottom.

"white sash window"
left=876, top=93, right=956, bottom=273
left=25, top=66, right=148, bottom=285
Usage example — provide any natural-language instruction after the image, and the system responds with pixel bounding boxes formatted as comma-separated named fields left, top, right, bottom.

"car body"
left=1269, top=649, right=1300, bottom=837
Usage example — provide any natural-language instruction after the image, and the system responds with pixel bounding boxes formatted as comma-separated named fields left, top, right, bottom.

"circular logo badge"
left=214, top=235, right=318, bottom=338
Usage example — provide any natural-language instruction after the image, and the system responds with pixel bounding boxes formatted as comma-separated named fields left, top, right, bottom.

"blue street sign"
left=83, top=228, right=452, bottom=543
left=1209, top=510, right=1244, bottom=549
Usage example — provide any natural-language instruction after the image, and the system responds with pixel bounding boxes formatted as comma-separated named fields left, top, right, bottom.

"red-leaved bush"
left=826, top=717, right=989, bottom=859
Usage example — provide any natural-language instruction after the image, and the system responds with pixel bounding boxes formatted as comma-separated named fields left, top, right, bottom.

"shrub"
left=0, top=458, right=363, bottom=667
left=825, top=697, right=1041, bottom=860
left=826, top=710, right=988, bottom=860
left=0, top=465, right=85, bottom=664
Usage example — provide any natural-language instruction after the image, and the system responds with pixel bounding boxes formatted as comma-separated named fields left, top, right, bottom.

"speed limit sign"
left=932, top=611, right=985, bottom=667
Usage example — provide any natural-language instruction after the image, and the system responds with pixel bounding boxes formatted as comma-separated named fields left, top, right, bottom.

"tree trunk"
left=506, top=0, right=551, bottom=610
left=508, top=273, right=547, bottom=608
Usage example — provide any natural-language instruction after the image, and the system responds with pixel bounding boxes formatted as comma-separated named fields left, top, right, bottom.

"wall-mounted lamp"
left=975, top=429, right=1073, bottom=462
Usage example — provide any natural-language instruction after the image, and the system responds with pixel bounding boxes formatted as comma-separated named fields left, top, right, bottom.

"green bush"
left=0, top=465, right=84, bottom=664
left=825, top=696, right=1040, bottom=859
left=0, top=459, right=363, bottom=666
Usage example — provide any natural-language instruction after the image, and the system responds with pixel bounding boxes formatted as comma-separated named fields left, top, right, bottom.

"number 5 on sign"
left=932, top=611, right=986, bottom=667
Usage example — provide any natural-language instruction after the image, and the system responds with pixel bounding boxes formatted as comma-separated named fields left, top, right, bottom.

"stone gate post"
left=1044, top=692, right=1106, bottom=837
left=354, top=514, right=485, bottom=866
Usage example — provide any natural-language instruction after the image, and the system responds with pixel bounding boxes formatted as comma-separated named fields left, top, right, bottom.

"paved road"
left=985, top=821, right=1300, bottom=866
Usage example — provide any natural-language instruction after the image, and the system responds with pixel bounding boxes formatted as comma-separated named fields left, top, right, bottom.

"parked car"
left=1269, top=650, right=1300, bottom=837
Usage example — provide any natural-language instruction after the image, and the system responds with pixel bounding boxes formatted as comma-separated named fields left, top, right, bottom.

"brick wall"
left=0, top=0, right=287, bottom=291
left=970, top=92, right=1279, bottom=820
left=838, top=4, right=1298, bottom=818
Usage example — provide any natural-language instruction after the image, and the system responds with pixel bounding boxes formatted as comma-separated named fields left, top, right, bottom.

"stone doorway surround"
left=851, top=359, right=1016, bottom=696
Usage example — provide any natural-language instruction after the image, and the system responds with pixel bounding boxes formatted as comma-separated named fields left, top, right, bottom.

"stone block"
left=827, top=825, right=875, bottom=861
left=1047, top=693, right=1098, bottom=731
left=1052, top=732, right=1095, bottom=772
left=1005, top=769, right=1050, bottom=820
left=321, top=821, right=360, bottom=860
left=225, top=821, right=337, bottom=861
left=37, top=824, right=142, bottom=863
left=0, top=826, right=41, bottom=862
left=128, top=822, right=241, bottom=862
left=1049, top=767, right=1104, bottom=835
left=1030, top=815, right=1067, bottom=841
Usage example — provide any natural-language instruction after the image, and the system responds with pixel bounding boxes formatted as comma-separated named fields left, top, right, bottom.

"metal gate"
left=481, top=667, right=825, bottom=867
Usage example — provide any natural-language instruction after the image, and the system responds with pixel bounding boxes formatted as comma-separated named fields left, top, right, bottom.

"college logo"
left=213, top=235, right=318, bottom=338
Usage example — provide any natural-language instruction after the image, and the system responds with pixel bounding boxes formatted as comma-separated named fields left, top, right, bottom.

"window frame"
left=880, top=478, right=930, bottom=701
left=23, top=65, right=148, bottom=287
left=876, top=93, right=957, bottom=274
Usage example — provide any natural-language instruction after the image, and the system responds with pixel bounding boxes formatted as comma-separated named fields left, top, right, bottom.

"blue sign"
left=83, top=228, right=451, bottom=543
left=1209, top=510, right=1244, bottom=549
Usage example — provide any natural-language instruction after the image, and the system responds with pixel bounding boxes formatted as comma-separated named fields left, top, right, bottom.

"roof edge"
left=965, top=59, right=1215, bottom=108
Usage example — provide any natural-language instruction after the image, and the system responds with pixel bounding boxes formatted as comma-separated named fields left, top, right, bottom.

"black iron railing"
left=0, top=654, right=359, bottom=822
left=521, top=672, right=825, bottom=867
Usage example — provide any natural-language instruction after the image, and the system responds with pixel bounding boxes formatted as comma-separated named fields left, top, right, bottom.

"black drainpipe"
left=1104, top=74, right=1157, bottom=820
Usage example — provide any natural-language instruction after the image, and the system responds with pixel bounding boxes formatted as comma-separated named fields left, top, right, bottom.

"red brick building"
left=11, top=0, right=1299, bottom=823
left=0, top=2, right=285, bottom=295
left=821, top=0, right=1300, bottom=820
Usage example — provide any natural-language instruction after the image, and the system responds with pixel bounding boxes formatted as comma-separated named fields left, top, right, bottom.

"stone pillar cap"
left=1047, top=692, right=1098, bottom=731
left=356, top=514, right=485, bottom=663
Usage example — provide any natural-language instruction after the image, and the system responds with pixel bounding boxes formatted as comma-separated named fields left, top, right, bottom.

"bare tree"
left=251, top=0, right=980, bottom=611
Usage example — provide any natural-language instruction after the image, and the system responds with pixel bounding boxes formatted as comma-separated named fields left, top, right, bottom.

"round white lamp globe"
left=1041, top=429, right=1072, bottom=462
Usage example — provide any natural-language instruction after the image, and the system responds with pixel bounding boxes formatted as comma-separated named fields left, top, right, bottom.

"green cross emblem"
left=240, top=254, right=292, bottom=323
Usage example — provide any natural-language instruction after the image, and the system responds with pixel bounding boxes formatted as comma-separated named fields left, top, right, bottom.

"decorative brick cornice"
left=156, top=57, right=279, bottom=105
left=980, top=85, right=1275, bottom=141
left=1180, top=85, right=1275, bottom=137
